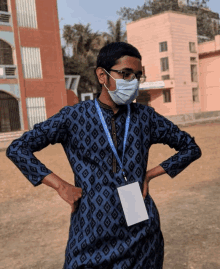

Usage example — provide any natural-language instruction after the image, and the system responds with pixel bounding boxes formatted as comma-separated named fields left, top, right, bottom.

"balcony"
left=139, top=79, right=175, bottom=91
left=0, top=65, right=17, bottom=79
left=0, top=11, right=11, bottom=25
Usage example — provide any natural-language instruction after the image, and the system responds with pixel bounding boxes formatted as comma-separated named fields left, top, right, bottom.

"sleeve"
left=6, top=106, right=70, bottom=187
left=149, top=108, right=202, bottom=178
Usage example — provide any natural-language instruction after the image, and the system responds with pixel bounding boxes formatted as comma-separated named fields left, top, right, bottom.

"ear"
left=96, top=67, right=107, bottom=86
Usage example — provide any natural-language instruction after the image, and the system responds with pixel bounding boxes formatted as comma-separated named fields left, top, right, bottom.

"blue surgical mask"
left=104, top=69, right=139, bottom=105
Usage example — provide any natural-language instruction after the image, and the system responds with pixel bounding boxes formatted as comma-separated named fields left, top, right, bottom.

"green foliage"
left=117, top=0, right=217, bottom=40
left=62, top=0, right=218, bottom=99
left=62, top=20, right=127, bottom=97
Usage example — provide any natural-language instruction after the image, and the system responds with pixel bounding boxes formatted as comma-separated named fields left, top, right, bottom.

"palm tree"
left=107, top=19, right=127, bottom=42
left=62, top=21, right=127, bottom=99
left=63, top=23, right=99, bottom=57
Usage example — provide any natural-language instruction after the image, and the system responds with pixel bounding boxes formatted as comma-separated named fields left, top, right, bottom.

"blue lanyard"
left=95, top=99, right=130, bottom=182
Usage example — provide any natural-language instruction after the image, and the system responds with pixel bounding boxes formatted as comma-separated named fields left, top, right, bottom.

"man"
left=6, top=42, right=202, bottom=269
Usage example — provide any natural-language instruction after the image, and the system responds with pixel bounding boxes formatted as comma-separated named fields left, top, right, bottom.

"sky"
left=57, top=0, right=220, bottom=46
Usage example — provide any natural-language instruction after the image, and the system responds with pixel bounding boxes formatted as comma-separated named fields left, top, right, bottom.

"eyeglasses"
left=109, top=69, right=146, bottom=82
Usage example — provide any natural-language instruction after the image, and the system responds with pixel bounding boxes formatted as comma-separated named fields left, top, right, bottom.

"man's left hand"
left=142, top=172, right=152, bottom=200
left=142, top=165, right=166, bottom=200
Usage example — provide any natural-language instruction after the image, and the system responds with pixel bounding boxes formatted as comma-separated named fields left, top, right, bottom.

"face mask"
left=104, top=69, right=139, bottom=105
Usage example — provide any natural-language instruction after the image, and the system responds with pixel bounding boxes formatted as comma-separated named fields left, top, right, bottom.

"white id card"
left=117, top=182, right=149, bottom=227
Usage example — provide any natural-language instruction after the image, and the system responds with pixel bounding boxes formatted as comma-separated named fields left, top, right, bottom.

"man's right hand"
left=42, top=173, right=83, bottom=213
left=57, top=181, right=83, bottom=213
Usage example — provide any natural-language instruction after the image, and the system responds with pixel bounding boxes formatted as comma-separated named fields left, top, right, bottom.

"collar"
left=97, top=98, right=112, bottom=110
left=97, top=98, right=127, bottom=112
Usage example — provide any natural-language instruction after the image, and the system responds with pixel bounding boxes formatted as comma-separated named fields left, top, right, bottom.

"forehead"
left=114, top=56, right=142, bottom=70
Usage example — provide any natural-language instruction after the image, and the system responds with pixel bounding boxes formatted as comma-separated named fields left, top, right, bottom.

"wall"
left=168, top=12, right=200, bottom=115
left=198, top=35, right=220, bottom=112
left=66, top=90, right=79, bottom=106
left=127, top=11, right=202, bottom=116
left=11, top=0, right=67, bottom=130
left=150, top=89, right=176, bottom=115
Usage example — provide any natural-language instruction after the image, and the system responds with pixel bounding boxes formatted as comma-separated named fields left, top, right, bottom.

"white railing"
left=0, top=65, right=17, bottom=79
left=0, top=11, right=11, bottom=24
left=65, top=75, right=80, bottom=96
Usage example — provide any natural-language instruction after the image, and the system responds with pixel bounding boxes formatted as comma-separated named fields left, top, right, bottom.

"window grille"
left=26, top=97, right=47, bottom=130
left=5, top=66, right=16, bottom=76
left=160, top=57, right=169, bottom=72
left=0, top=12, right=10, bottom=23
left=163, top=90, right=171, bottom=103
left=159, top=42, right=168, bottom=52
left=0, top=40, right=13, bottom=65
left=21, top=47, right=42, bottom=79
left=192, top=88, right=199, bottom=102
left=16, top=0, right=37, bottom=28
left=190, top=57, right=197, bottom=62
left=191, top=65, right=197, bottom=82
left=161, top=75, right=170, bottom=80
left=0, top=0, right=8, bottom=12
left=189, top=42, right=196, bottom=53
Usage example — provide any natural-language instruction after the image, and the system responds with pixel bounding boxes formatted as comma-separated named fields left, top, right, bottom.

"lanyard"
left=95, top=99, right=130, bottom=182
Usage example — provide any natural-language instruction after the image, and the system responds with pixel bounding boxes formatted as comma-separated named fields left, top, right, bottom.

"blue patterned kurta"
left=6, top=99, right=202, bottom=269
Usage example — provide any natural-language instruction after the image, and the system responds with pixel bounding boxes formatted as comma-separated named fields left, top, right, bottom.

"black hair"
left=95, top=42, right=142, bottom=90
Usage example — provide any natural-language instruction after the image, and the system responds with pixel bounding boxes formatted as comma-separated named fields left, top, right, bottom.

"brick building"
left=0, top=0, right=67, bottom=137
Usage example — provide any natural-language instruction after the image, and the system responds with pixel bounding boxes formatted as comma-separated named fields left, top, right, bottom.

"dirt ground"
left=0, top=122, right=220, bottom=269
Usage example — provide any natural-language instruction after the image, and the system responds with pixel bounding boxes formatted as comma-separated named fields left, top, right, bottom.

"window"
left=163, top=90, right=171, bottom=103
left=0, top=40, right=16, bottom=78
left=21, top=47, right=42, bottom=79
left=140, top=66, right=146, bottom=82
left=26, top=97, right=47, bottom=130
left=142, top=66, right=146, bottom=77
left=161, top=75, right=170, bottom=80
left=0, top=0, right=10, bottom=25
left=159, top=42, right=168, bottom=52
left=81, top=93, right=93, bottom=101
left=0, top=40, right=13, bottom=65
left=189, top=42, right=196, bottom=53
left=16, top=0, right=37, bottom=28
left=160, top=57, right=169, bottom=72
left=190, top=57, right=197, bottom=62
left=192, top=88, right=199, bottom=102
left=136, top=91, right=151, bottom=106
left=0, top=0, right=8, bottom=12
left=191, top=65, right=197, bottom=82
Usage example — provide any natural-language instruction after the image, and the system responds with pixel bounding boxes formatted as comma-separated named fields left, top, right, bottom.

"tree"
left=62, top=23, right=118, bottom=98
left=62, top=23, right=100, bottom=97
left=107, top=19, right=127, bottom=42
left=117, top=0, right=217, bottom=41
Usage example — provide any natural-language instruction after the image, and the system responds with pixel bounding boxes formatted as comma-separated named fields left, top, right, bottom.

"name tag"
left=117, top=182, right=149, bottom=227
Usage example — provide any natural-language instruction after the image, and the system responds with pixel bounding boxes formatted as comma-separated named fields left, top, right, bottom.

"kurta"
left=6, top=99, right=202, bottom=269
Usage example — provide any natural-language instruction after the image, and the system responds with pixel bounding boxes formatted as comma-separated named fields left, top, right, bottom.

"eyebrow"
left=121, top=68, right=142, bottom=74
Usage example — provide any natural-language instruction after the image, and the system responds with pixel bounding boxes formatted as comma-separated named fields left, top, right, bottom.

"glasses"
left=110, top=69, right=146, bottom=82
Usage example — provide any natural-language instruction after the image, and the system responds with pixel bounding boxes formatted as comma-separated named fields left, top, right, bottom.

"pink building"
left=199, top=36, right=220, bottom=112
left=127, top=10, right=220, bottom=121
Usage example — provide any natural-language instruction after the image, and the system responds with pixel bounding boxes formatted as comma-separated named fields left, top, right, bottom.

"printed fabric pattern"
left=6, top=99, right=201, bottom=269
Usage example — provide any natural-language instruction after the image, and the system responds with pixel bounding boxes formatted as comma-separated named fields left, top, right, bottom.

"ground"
left=0, top=122, right=220, bottom=269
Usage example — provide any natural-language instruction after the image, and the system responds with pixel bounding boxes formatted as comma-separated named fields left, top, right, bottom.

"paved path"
left=0, top=122, right=220, bottom=269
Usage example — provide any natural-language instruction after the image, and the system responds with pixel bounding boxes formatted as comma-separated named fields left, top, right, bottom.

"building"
left=198, top=35, right=220, bottom=112
left=0, top=0, right=67, bottom=137
left=152, top=0, right=220, bottom=39
left=127, top=10, right=220, bottom=120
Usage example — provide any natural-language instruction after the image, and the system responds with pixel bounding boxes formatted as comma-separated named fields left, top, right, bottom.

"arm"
left=142, top=165, right=166, bottom=199
left=6, top=106, right=69, bottom=186
left=150, top=108, right=202, bottom=178
left=142, top=108, right=202, bottom=199
left=6, top=106, right=82, bottom=212
left=42, top=173, right=82, bottom=213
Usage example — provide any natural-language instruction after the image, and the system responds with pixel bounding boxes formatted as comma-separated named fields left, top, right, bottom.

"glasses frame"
left=109, top=69, right=145, bottom=81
